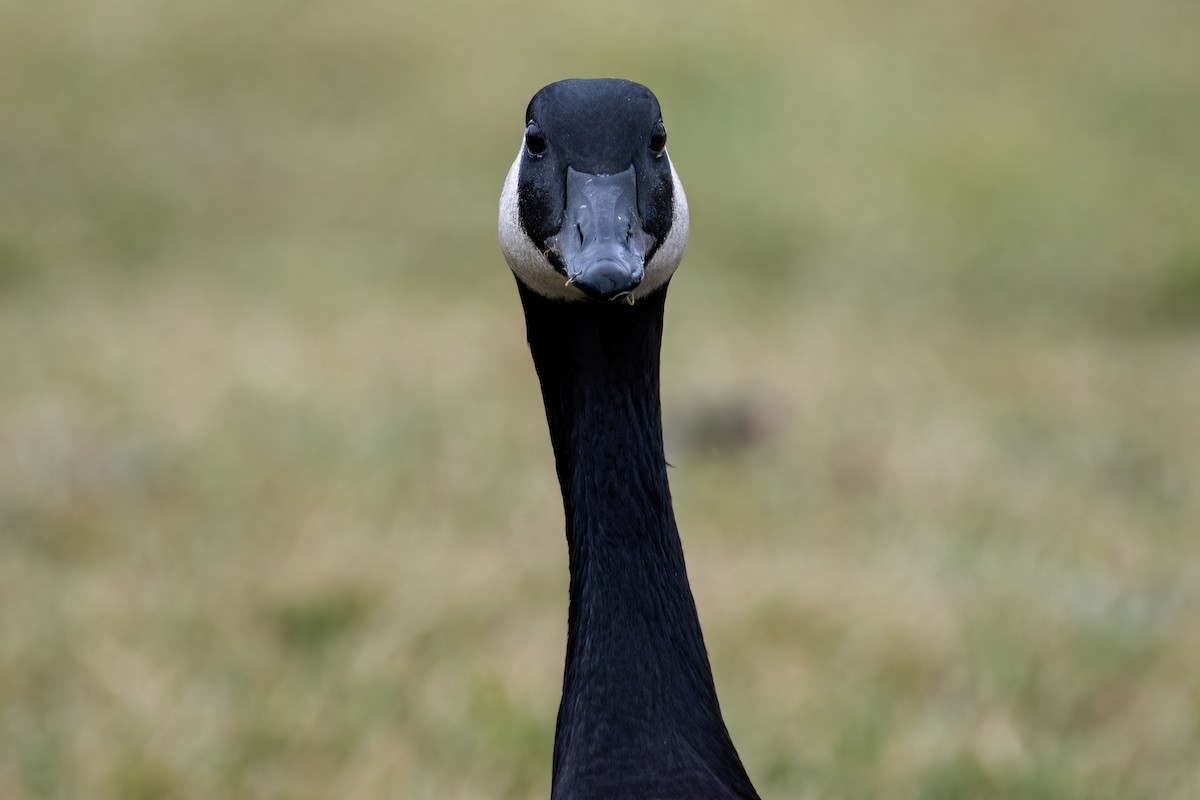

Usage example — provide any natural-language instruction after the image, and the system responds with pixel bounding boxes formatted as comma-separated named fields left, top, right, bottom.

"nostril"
left=576, top=223, right=584, bottom=247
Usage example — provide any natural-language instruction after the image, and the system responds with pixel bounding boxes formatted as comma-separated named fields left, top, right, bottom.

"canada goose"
left=499, top=79, right=760, bottom=800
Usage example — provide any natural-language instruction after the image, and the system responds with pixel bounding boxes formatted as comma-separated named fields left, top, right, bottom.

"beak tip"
left=571, top=260, right=642, bottom=302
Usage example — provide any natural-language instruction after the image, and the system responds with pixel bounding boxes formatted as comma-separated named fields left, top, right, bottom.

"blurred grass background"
left=2, top=0, right=1199, bottom=797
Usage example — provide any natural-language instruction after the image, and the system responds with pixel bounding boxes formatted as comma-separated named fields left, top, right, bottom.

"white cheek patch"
left=497, top=147, right=690, bottom=302
left=637, top=158, right=688, bottom=299
left=499, top=146, right=579, bottom=301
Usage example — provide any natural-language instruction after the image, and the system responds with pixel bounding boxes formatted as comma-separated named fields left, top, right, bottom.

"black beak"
left=548, top=166, right=655, bottom=302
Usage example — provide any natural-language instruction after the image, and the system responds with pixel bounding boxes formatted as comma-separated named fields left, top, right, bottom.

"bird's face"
left=499, top=79, right=689, bottom=303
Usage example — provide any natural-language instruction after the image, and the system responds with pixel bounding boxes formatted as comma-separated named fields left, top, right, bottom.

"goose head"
left=499, top=79, right=689, bottom=303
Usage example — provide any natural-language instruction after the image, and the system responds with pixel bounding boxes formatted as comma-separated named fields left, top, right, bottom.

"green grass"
left=2, top=0, right=1200, bottom=797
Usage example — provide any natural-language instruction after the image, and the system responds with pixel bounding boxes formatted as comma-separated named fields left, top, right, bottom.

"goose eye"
left=649, top=121, right=667, bottom=154
left=525, top=122, right=547, bottom=156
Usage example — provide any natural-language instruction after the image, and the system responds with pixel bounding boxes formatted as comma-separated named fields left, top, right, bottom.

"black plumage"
left=519, top=285, right=758, bottom=800
left=501, top=79, right=759, bottom=799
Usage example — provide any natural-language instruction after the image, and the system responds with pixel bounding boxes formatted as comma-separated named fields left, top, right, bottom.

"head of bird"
left=499, top=79, right=689, bottom=305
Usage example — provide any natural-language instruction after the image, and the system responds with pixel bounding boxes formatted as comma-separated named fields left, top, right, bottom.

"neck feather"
left=518, top=282, right=758, bottom=800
